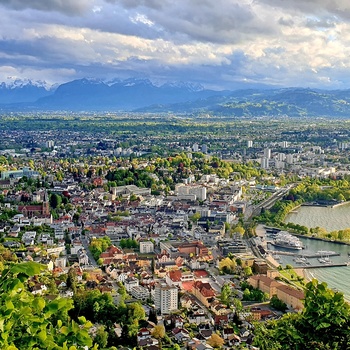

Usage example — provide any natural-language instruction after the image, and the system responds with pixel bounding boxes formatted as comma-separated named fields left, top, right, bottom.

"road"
left=81, top=235, right=98, bottom=267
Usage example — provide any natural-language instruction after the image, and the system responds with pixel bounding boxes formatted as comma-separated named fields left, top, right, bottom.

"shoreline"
left=301, top=267, right=350, bottom=302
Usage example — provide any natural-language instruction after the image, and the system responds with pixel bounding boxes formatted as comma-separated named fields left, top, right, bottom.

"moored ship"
left=271, top=231, right=303, bottom=250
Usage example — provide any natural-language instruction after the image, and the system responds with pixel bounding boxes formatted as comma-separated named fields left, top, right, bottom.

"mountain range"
left=1, top=78, right=350, bottom=117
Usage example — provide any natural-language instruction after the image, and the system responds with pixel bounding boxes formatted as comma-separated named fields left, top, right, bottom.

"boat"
left=294, top=256, right=309, bottom=264
left=316, top=250, right=336, bottom=255
left=272, top=231, right=303, bottom=250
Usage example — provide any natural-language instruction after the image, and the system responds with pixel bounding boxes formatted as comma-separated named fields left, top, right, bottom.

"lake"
left=282, top=203, right=350, bottom=299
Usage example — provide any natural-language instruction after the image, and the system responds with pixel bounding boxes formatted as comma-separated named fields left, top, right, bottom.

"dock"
left=302, top=262, right=349, bottom=269
left=266, top=245, right=341, bottom=258
left=267, top=250, right=340, bottom=258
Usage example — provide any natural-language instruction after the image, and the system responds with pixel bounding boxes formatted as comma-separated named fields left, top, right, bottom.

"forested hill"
left=137, top=87, right=350, bottom=117
left=2, top=78, right=350, bottom=117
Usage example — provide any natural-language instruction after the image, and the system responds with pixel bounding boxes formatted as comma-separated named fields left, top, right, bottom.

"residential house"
left=172, top=327, right=191, bottom=344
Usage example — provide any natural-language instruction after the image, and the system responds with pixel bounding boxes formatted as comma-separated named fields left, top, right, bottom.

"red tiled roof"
left=194, top=270, right=209, bottom=278
left=193, top=280, right=215, bottom=297
left=169, top=270, right=182, bottom=282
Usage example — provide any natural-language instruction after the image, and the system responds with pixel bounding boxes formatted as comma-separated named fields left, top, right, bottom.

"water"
left=286, top=202, right=350, bottom=232
left=278, top=203, right=350, bottom=299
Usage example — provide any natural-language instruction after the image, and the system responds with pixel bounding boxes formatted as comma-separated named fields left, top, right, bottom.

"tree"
left=218, top=257, right=236, bottom=274
left=49, top=193, right=62, bottom=209
left=190, top=212, right=201, bottom=223
left=220, top=284, right=232, bottom=306
left=270, top=295, right=287, bottom=312
left=244, top=266, right=253, bottom=276
left=0, top=261, right=97, bottom=350
left=94, top=325, right=108, bottom=348
left=148, top=307, right=157, bottom=324
left=300, top=279, right=350, bottom=347
left=253, top=279, right=350, bottom=349
left=233, top=225, right=245, bottom=236
left=152, top=324, right=166, bottom=340
left=66, top=267, right=78, bottom=292
left=207, top=333, right=225, bottom=348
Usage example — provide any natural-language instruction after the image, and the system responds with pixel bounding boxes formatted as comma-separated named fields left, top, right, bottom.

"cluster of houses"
left=0, top=162, right=310, bottom=349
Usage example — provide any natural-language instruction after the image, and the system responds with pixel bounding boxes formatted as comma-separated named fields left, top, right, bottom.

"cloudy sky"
left=1, top=0, right=350, bottom=90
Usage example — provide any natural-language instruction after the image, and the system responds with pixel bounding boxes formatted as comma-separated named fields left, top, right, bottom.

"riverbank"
left=292, top=232, right=350, bottom=246
left=301, top=200, right=349, bottom=209
left=331, top=201, right=350, bottom=208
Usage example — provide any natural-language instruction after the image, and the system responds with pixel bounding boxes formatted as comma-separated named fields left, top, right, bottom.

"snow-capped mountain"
left=0, top=79, right=54, bottom=104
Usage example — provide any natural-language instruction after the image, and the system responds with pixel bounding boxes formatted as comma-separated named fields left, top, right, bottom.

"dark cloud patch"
left=98, top=0, right=278, bottom=44
left=305, top=17, right=337, bottom=28
left=108, top=0, right=164, bottom=10
left=278, top=17, right=295, bottom=27
left=258, top=0, right=350, bottom=20
left=0, top=0, right=89, bottom=15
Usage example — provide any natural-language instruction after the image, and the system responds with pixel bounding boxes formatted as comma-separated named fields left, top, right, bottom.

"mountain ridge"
left=1, top=78, right=350, bottom=117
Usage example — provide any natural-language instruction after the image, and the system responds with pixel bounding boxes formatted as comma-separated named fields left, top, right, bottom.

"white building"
left=154, top=282, right=178, bottom=314
left=130, top=285, right=149, bottom=301
left=46, top=140, right=55, bottom=148
left=261, top=157, right=269, bottom=169
left=247, top=140, right=253, bottom=148
left=286, top=154, right=294, bottom=164
left=264, top=148, right=271, bottom=159
left=124, top=277, right=139, bottom=292
left=140, top=240, right=154, bottom=254
left=175, top=184, right=207, bottom=201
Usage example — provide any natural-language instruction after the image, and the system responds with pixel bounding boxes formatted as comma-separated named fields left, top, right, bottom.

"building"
left=175, top=184, right=207, bottom=201
left=248, top=275, right=279, bottom=298
left=264, top=148, right=271, bottom=159
left=192, top=280, right=216, bottom=307
left=154, top=282, right=178, bottom=314
left=260, top=157, right=269, bottom=169
left=247, top=140, right=253, bottom=148
left=248, top=275, right=305, bottom=310
left=124, top=277, right=139, bottom=292
left=17, top=191, right=50, bottom=218
left=111, top=185, right=151, bottom=198
left=130, top=285, right=149, bottom=301
left=140, top=240, right=154, bottom=254
left=275, top=284, right=304, bottom=310
left=0, top=167, right=39, bottom=180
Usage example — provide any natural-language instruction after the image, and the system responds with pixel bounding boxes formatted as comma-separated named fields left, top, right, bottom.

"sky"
left=1, top=0, right=350, bottom=90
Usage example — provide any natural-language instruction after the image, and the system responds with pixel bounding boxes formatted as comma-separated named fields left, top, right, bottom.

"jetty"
left=302, top=262, right=349, bottom=269
left=267, top=248, right=340, bottom=258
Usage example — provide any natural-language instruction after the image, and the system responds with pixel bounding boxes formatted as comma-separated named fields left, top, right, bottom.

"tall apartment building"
left=154, top=282, right=178, bottom=314
left=264, top=148, right=271, bottom=159
left=260, top=157, right=269, bottom=169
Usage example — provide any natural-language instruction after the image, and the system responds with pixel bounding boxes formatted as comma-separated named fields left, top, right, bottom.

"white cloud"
left=1, top=0, right=350, bottom=88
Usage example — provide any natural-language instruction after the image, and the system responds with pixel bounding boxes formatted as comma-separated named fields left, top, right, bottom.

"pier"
left=267, top=249, right=341, bottom=258
left=302, top=262, right=349, bottom=269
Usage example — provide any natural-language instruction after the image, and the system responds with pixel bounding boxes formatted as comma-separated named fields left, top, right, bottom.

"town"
left=1, top=114, right=350, bottom=349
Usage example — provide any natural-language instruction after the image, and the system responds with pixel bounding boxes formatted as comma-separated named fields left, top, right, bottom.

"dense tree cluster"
left=0, top=262, right=97, bottom=350
left=89, top=236, right=111, bottom=261
left=254, top=280, right=350, bottom=349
